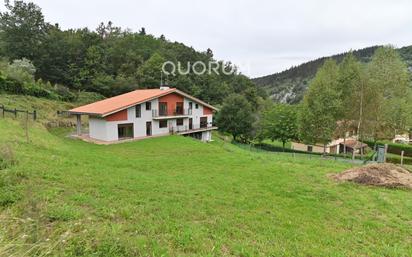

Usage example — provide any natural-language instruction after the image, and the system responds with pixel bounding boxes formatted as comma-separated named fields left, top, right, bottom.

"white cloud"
left=30, top=0, right=412, bottom=77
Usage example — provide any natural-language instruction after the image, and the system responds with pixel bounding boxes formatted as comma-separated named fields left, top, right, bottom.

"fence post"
left=33, top=110, right=37, bottom=121
left=1, top=105, right=4, bottom=118
left=401, top=150, right=404, bottom=166
left=25, top=111, right=29, bottom=143
left=14, top=108, right=17, bottom=118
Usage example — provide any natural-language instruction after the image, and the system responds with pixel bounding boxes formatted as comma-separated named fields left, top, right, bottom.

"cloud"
left=31, top=0, right=412, bottom=77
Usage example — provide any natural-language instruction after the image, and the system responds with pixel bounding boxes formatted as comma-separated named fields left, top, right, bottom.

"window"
left=135, top=104, right=141, bottom=118
left=200, top=117, right=208, bottom=128
left=195, top=103, right=199, bottom=109
left=189, top=102, right=193, bottom=109
left=176, top=102, right=183, bottom=115
left=176, top=118, right=184, bottom=126
left=146, top=102, right=151, bottom=110
left=159, top=120, right=168, bottom=128
left=159, top=102, right=167, bottom=116
left=307, top=146, right=313, bottom=152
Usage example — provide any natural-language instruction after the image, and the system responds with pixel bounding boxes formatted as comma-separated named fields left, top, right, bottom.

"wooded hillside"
left=0, top=1, right=264, bottom=105
left=253, top=45, right=412, bottom=103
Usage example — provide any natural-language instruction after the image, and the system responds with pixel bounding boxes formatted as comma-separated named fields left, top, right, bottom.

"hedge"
left=365, top=140, right=412, bottom=157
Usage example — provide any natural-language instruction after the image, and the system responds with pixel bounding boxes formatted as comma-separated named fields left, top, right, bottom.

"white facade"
left=88, top=96, right=215, bottom=142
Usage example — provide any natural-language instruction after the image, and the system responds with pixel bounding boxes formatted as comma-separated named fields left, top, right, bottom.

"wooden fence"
left=0, top=104, right=37, bottom=121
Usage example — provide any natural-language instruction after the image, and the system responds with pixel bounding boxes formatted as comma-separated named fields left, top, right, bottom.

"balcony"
left=169, top=123, right=217, bottom=134
left=152, top=108, right=192, bottom=119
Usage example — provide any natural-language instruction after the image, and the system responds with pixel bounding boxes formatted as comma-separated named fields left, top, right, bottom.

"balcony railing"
left=169, top=123, right=215, bottom=133
left=152, top=108, right=192, bottom=118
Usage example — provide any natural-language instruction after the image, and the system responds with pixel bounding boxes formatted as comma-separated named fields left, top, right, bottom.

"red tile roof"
left=69, top=88, right=217, bottom=117
left=341, top=140, right=368, bottom=149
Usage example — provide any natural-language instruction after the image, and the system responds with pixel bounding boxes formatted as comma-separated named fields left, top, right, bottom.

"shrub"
left=387, top=143, right=412, bottom=157
left=365, top=140, right=412, bottom=157
left=75, top=91, right=105, bottom=104
left=5, top=58, right=36, bottom=83
left=386, top=156, right=412, bottom=165
left=54, top=84, right=76, bottom=101
left=23, top=81, right=59, bottom=99
left=0, top=76, right=25, bottom=94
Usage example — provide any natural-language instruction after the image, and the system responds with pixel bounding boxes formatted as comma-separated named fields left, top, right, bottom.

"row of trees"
left=217, top=46, right=412, bottom=152
left=0, top=0, right=265, bottom=105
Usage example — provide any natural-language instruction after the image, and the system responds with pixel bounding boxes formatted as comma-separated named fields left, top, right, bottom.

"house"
left=291, top=137, right=368, bottom=155
left=68, top=87, right=218, bottom=143
left=392, top=134, right=411, bottom=144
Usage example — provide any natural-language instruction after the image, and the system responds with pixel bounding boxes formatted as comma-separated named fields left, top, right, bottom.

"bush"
left=23, top=81, right=59, bottom=99
left=386, top=156, right=412, bottom=165
left=54, top=84, right=76, bottom=101
left=387, top=143, right=412, bottom=157
left=0, top=76, right=25, bottom=94
left=75, top=91, right=105, bottom=104
left=365, top=140, right=412, bottom=157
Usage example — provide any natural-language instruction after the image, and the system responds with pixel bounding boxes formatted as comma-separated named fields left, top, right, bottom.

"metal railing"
left=169, top=123, right=213, bottom=133
left=152, top=108, right=192, bottom=118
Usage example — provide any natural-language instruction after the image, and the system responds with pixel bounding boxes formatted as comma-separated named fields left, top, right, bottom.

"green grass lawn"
left=258, top=139, right=292, bottom=149
left=0, top=118, right=412, bottom=256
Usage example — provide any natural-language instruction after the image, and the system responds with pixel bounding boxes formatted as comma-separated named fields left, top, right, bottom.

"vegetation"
left=0, top=115, right=412, bottom=256
left=366, top=47, right=412, bottom=140
left=299, top=59, right=342, bottom=153
left=0, top=94, right=75, bottom=122
left=0, top=0, right=264, bottom=105
left=215, top=94, right=255, bottom=141
left=219, top=46, right=411, bottom=148
left=253, top=45, right=412, bottom=104
left=293, top=47, right=412, bottom=150
left=260, top=103, right=299, bottom=149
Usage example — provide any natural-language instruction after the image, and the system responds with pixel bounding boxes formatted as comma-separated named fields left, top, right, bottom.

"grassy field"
left=0, top=94, right=75, bottom=122
left=0, top=113, right=412, bottom=256
left=259, top=139, right=292, bottom=149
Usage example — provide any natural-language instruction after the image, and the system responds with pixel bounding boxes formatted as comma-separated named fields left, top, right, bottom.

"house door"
left=200, top=117, right=208, bottom=128
left=175, top=102, right=184, bottom=115
left=146, top=121, right=152, bottom=136
left=189, top=118, right=193, bottom=130
left=118, top=123, right=134, bottom=139
left=159, top=102, right=167, bottom=116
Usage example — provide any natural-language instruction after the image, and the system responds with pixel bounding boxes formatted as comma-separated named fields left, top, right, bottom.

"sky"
left=24, top=0, right=412, bottom=77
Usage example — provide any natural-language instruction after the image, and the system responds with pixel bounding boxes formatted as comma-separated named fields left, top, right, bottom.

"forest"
left=218, top=46, right=412, bottom=149
left=253, top=45, right=412, bottom=104
left=0, top=0, right=264, bottom=105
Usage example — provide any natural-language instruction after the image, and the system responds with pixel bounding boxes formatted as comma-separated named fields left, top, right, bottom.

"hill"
left=0, top=97, right=412, bottom=256
left=0, top=1, right=262, bottom=106
left=253, top=45, right=412, bottom=104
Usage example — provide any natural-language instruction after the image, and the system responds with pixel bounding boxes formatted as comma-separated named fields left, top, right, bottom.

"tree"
left=366, top=46, right=411, bottom=140
left=138, top=27, right=146, bottom=35
left=0, top=1, right=263, bottom=104
left=263, top=103, right=299, bottom=149
left=299, top=59, right=342, bottom=154
left=0, top=0, right=47, bottom=60
left=206, top=48, right=213, bottom=58
left=136, top=53, right=166, bottom=88
left=216, top=94, right=255, bottom=141
left=336, top=53, right=365, bottom=154
left=5, top=58, right=36, bottom=83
